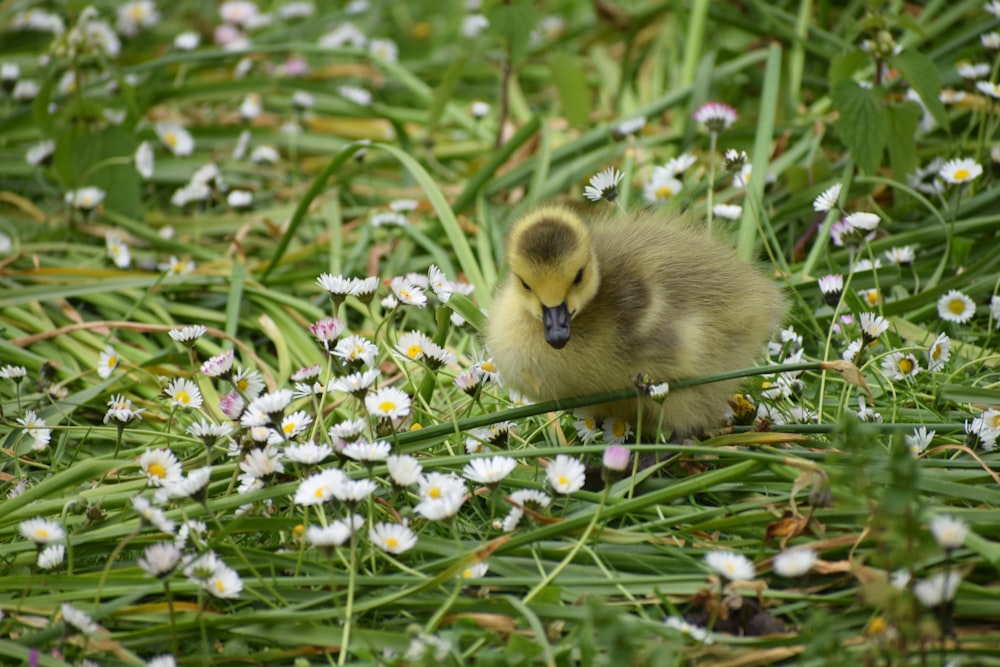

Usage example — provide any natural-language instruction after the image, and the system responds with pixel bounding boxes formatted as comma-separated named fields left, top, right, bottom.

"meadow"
left=1, top=1, right=999, bottom=665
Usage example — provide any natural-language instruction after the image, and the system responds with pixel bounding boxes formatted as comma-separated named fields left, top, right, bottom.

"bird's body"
left=487, top=205, right=786, bottom=438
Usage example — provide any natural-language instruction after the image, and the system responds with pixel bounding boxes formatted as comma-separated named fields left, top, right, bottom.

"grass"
left=1, top=1, right=1000, bottom=666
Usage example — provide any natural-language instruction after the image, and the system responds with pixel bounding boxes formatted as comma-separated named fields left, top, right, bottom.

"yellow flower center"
left=164, top=132, right=178, bottom=148
left=992, top=415, right=1000, bottom=429
left=148, top=463, right=167, bottom=478
left=386, top=537, right=399, bottom=549
left=314, top=487, right=325, bottom=498
left=406, top=344, right=422, bottom=358
left=481, top=362, right=496, bottom=373
left=429, top=486, right=442, bottom=499
left=613, top=422, right=626, bottom=437
left=236, top=378, right=248, bottom=391
left=283, top=422, right=296, bottom=434
left=462, top=568, right=473, bottom=579
left=898, top=358, right=914, bottom=375
left=34, top=528, right=50, bottom=540
left=557, top=475, right=568, bottom=486
left=948, top=299, right=966, bottom=315
left=412, top=21, right=432, bottom=39
left=724, top=562, right=737, bottom=576
left=932, top=345, right=942, bottom=361
left=954, top=168, right=969, bottom=180
left=215, top=579, right=226, bottom=593
left=130, top=6, right=145, bottom=18
left=864, top=290, right=879, bottom=306
left=293, top=524, right=305, bottom=538
left=107, top=355, right=118, bottom=369
left=378, top=400, right=396, bottom=413
left=176, top=390, right=190, bottom=405
left=399, top=289, right=411, bottom=301
left=656, top=185, right=675, bottom=199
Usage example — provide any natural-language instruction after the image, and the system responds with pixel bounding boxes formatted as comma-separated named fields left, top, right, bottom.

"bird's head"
left=505, top=206, right=600, bottom=350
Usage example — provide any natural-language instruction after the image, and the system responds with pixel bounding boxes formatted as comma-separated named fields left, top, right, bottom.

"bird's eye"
left=519, top=277, right=531, bottom=292
left=573, top=268, right=584, bottom=285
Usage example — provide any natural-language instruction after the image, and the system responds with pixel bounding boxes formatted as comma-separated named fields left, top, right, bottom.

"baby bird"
left=487, top=205, right=786, bottom=438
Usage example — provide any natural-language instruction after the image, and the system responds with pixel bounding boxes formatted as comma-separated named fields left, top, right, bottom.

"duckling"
left=486, top=205, right=786, bottom=438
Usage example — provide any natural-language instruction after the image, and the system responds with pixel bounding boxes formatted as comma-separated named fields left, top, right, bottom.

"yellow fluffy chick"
left=486, top=205, right=786, bottom=438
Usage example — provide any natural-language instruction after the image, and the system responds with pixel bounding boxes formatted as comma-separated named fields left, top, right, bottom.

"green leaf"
left=548, top=51, right=590, bottom=129
left=831, top=79, right=886, bottom=174
left=885, top=100, right=921, bottom=182
left=889, top=49, right=948, bottom=132
left=485, top=0, right=538, bottom=63
left=829, top=49, right=870, bottom=84
left=53, top=125, right=143, bottom=220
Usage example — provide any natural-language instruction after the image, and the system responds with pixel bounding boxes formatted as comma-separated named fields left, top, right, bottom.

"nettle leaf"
left=829, top=49, right=870, bottom=84
left=832, top=79, right=887, bottom=174
left=886, top=100, right=921, bottom=181
left=889, top=49, right=948, bottom=132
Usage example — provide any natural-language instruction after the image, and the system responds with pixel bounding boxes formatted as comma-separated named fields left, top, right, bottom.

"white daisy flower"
left=134, top=141, right=154, bottom=179
left=306, top=518, right=357, bottom=548
left=138, top=448, right=183, bottom=486
left=38, top=543, right=66, bottom=570
left=614, top=115, right=646, bottom=138
left=389, top=276, right=427, bottom=307
left=693, top=101, right=737, bottom=132
left=884, top=246, right=915, bottom=265
left=138, top=541, right=182, bottom=577
left=415, top=472, right=467, bottom=520
left=813, top=183, right=842, bottom=212
left=929, top=515, right=969, bottom=550
left=938, top=158, right=982, bottom=184
left=293, top=468, right=347, bottom=505
left=818, top=273, right=843, bottom=307
left=239, top=446, right=284, bottom=479
left=772, top=547, right=817, bottom=577
left=65, top=186, right=106, bottom=211
left=343, top=439, right=392, bottom=463
left=601, top=416, right=632, bottom=445
left=712, top=203, right=742, bottom=220
left=583, top=167, right=624, bottom=202
left=16, top=409, right=51, bottom=451
left=958, top=62, right=991, bottom=79
left=174, top=31, right=200, bottom=50
left=937, top=289, right=975, bottom=323
left=643, top=167, right=683, bottom=205
left=338, top=85, right=372, bottom=106
left=704, top=550, right=755, bottom=580
left=545, top=455, right=586, bottom=494
left=333, top=478, right=377, bottom=505
left=204, top=563, right=243, bottom=598
left=369, top=37, right=398, bottom=62
left=370, top=522, right=418, bottom=554
left=386, top=454, right=423, bottom=487
left=880, top=351, right=920, bottom=381
left=19, top=517, right=65, bottom=544
left=845, top=211, right=880, bottom=231
left=927, top=332, right=951, bottom=370
left=665, top=616, right=714, bottom=644
left=284, top=441, right=332, bottom=465
left=155, top=122, right=195, bottom=156
left=365, top=386, right=411, bottom=420
left=991, top=295, right=1000, bottom=327
left=859, top=312, right=889, bottom=344
left=462, top=455, right=516, bottom=486
left=913, top=572, right=960, bottom=607
left=165, top=378, right=203, bottom=409
left=168, top=324, right=207, bottom=345
left=978, top=80, right=1000, bottom=99
left=460, top=561, right=489, bottom=580
left=572, top=411, right=602, bottom=444
left=61, top=602, right=99, bottom=636
left=396, top=330, right=431, bottom=361
left=905, top=426, right=935, bottom=457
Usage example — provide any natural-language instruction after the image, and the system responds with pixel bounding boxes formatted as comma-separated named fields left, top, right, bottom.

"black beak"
left=542, top=303, right=571, bottom=349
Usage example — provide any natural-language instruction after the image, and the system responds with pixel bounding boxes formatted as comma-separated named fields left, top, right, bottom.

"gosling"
left=486, top=205, right=786, bottom=439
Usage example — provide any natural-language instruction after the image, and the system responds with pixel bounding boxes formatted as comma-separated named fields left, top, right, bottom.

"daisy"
left=65, top=186, right=106, bottom=211
left=415, top=472, right=467, bottom=520
left=231, top=366, right=265, bottom=398
left=239, top=446, right=284, bottom=479
left=155, top=122, right=195, bottom=156
left=200, top=349, right=235, bottom=378
left=712, top=203, right=742, bottom=220
left=813, top=183, right=842, bottom=212
left=965, top=416, right=999, bottom=451
left=642, top=167, right=683, bottom=205
left=704, top=550, right=755, bottom=580
left=818, top=273, right=843, bottom=307
left=227, top=190, right=253, bottom=209
left=572, top=411, right=602, bottom=444
left=927, top=332, right=951, bottom=370
left=977, top=80, right=1000, bottom=99
left=330, top=369, right=380, bottom=397
left=61, top=602, right=99, bottom=636
left=772, top=547, right=817, bottom=577
left=165, top=378, right=203, bottom=409
left=845, top=211, right=880, bottom=231
left=343, top=439, right=392, bottom=463
left=389, top=276, right=427, bottom=307
left=614, top=115, right=646, bottom=138
left=280, top=410, right=313, bottom=439
left=859, top=312, right=889, bottom=345
left=250, top=145, right=280, bottom=163
left=463, top=455, right=517, bottom=486
left=139, top=542, right=182, bottom=577
left=134, top=141, right=154, bottom=179
left=461, top=561, right=489, bottom=580
left=387, top=454, right=423, bottom=487
left=369, top=37, right=398, bottom=62
left=913, top=572, right=960, bottom=608
left=138, top=448, right=183, bottom=486
left=339, top=85, right=372, bottom=106
left=991, top=295, right=1000, bottom=326
left=293, top=468, right=347, bottom=505
left=168, top=324, right=207, bottom=346
left=602, top=416, right=632, bottom=445
left=306, top=519, right=356, bottom=548
left=396, top=330, right=431, bottom=361
left=249, top=389, right=293, bottom=417
left=20, top=517, right=65, bottom=544
left=148, top=655, right=177, bottom=667
left=583, top=167, right=624, bottom=203
left=365, top=386, right=411, bottom=420
left=16, top=409, right=51, bottom=451
left=427, top=264, right=455, bottom=302
left=938, top=158, right=983, bottom=184
left=722, top=148, right=748, bottom=170
left=648, top=382, right=670, bottom=400
left=38, top=544, right=66, bottom=570
left=929, top=515, right=969, bottom=550
left=881, top=351, right=920, bottom=381
left=546, top=455, right=586, bottom=494
left=174, top=31, right=200, bottom=50
left=958, top=62, right=991, bottom=79
left=905, top=426, right=935, bottom=457
left=105, top=394, right=146, bottom=425
left=333, top=477, right=378, bottom=505
left=665, top=616, right=714, bottom=644
left=937, top=289, right=975, bottom=323
left=25, top=140, right=55, bottom=166
left=370, top=522, right=418, bottom=554
left=285, top=441, right=332, bottom=465
left=104, top=232, right=132, bottom=269
left=328, top=418, right=367, bottom=443
left=116, top=1, right=159, bottom=37
left=602, top=445, right=631, bottom=472
left=204, top=564, right=243, bottom=598
left=884, top=246, right=916, bottom=265
left=693, top=102, right=737, bottom=132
